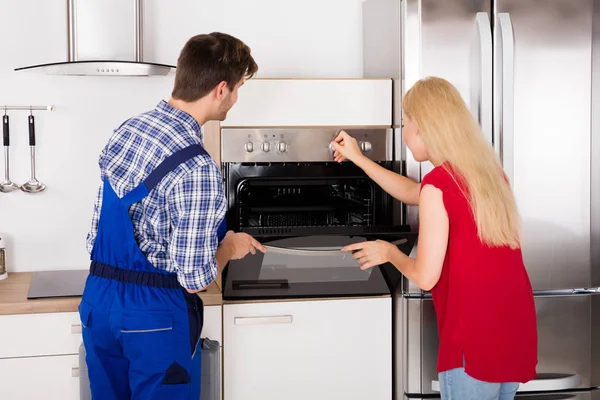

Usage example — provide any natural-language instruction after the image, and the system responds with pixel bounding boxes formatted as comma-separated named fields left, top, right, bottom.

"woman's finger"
left=334, top=130, right=348, bottom=143
left=342, top=242, right=366, bottom=252
left=352, top=250, right=367, bottom=260
left=360, top=262, right=376, bottom=270
left=356, top=256, right=369, bottom=265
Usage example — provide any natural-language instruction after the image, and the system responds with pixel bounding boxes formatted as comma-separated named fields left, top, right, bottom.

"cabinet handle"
left=71, top=324, right=82, bottom=334
left=234, top=315, right=293, bottom=326
left=71, top=368, right=80, bottom=378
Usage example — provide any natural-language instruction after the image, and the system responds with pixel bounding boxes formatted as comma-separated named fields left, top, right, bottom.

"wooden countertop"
left=0, top=272, right=222, bottom=316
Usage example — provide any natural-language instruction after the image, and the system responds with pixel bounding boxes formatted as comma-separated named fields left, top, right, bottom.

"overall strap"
left=120, top=144, right=208, bottom=207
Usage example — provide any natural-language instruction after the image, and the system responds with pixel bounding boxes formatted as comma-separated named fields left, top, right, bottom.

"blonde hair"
left=402, top=76, right=521, bottom=249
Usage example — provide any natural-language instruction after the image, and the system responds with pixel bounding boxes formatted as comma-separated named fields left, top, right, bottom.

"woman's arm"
left=330, top=131, right=420, bottom=206
left=354, top=156, right=421, bottom=206
left=342, top=184, right=449, bottom=291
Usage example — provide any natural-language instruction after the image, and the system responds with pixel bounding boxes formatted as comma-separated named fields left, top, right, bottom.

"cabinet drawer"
left=0, top=355, right=79, bottom=400
left=224, top=298, right=392, bottom=400
left=202, top=305, right=222, bottom=344
left=0, top=312, right=82, bottom=358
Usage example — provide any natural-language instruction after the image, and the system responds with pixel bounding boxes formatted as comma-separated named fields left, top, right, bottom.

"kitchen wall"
left=0, top=0, right=366, bottom=272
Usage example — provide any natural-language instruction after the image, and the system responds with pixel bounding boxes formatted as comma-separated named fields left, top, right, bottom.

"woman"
left=330, top=77, right=537, bottom=400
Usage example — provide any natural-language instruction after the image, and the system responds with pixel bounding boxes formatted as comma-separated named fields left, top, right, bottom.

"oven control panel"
left=221, top=128, right=392, bottom=163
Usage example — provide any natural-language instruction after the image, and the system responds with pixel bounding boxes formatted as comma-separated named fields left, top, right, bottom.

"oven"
left=220, top=128, right=416, bottom=301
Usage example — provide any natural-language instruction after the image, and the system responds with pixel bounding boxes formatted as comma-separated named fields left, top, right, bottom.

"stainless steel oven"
left=220, top=128, right=415, bottom=301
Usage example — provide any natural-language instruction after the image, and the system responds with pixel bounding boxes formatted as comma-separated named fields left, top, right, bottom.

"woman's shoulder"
left=420, top=163, right=454, bottom=189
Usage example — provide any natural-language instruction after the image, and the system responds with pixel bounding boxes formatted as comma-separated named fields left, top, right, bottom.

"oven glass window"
left=259, top=245, right=373, bottom=283
left=238, top=178, right=374, bottom=228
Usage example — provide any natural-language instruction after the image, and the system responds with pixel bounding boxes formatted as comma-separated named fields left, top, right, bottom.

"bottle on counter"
left=0, top=234, right=6, bottom=280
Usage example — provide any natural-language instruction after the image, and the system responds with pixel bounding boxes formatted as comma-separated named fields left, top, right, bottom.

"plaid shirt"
left=86, top=100, right=226, bottom=291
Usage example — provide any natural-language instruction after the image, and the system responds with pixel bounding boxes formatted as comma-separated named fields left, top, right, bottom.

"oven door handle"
left=263, top=239, right=407, bottom=256
left=263, top=245, right=351, bottom=256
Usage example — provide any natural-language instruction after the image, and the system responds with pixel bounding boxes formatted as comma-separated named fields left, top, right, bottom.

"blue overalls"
left=79, top=144, right=226, bottom=399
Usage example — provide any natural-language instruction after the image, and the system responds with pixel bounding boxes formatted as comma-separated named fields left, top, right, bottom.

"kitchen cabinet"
left=203, top=305, right=224, bottom=400
left=0, top=311, right=81, bottom=358
left=203, top=304, right=223, bottom=344
left=0, top=355, right=79, bottom=400
left=223, top=297, right=392, bottom=400
left=0, top=304, right=223, bottom=399
left=222, top=79, right=392, bottom=127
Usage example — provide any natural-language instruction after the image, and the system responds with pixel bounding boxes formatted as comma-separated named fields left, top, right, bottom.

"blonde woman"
left=331, top=76, right=537, bottom=400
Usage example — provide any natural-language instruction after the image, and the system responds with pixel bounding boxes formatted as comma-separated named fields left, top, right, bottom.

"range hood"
left=15, top=0, right=175, bottom=76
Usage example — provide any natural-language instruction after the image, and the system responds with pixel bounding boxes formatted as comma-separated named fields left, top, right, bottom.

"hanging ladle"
left=20, top=112, right=46, bottom=193
left=0, top=112, right=19, bottom=192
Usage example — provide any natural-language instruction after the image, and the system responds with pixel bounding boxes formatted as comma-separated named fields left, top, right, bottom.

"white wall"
left=0, top=0, right=365, bottom=272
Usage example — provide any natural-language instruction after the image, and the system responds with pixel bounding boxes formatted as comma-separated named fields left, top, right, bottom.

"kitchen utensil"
left=0, top=114, right=19, bottom=193
left=20, top=114, right=46, bottom=193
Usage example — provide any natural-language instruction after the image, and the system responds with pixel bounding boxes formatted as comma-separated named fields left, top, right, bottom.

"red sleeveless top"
left=421, top=165, right=537, bottom=383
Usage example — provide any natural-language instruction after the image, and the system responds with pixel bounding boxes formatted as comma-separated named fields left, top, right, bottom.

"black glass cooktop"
left=222, top=233, right=417, bottom=301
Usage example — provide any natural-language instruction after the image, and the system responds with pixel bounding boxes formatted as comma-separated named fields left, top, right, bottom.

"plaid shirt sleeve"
left=167, top=161, right=225, bottom=291
left=86, top=148, right=107, bottom=254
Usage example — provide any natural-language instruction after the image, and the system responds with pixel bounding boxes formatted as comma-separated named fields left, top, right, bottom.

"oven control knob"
left=277, top=141, right=287, bottom=153
left=244, top=141, right=254, bottom=153
left=360, top=141, right=372, bottom=152
left=260, top=141, right=271, bottom=152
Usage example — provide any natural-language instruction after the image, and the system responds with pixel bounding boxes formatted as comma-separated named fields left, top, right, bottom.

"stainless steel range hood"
left=15, top=0, right=175, bottom=76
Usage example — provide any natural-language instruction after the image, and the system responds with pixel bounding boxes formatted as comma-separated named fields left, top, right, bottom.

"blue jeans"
left=439, top=367, right=519, bottom=400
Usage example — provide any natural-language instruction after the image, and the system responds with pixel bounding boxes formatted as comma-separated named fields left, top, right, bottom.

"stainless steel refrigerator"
left=363, top=0, right=600, bottom=398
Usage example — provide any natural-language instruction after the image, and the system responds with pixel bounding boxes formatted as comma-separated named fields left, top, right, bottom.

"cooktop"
left=27, top=269, right=89, bottom=299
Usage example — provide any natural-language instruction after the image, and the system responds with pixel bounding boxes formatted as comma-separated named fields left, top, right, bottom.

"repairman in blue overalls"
left=80, top=32, right=265, bottom=399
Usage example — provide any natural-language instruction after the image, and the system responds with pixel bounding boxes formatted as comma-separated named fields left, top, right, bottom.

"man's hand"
left=223, top=231, right=266, bottom=260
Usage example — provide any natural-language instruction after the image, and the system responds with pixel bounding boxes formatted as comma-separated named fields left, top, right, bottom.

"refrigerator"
left=363, top=0, right=600, bottom=399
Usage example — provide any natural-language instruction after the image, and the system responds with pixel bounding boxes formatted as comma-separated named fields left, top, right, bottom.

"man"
left=81, top=32, right=265, bottom=399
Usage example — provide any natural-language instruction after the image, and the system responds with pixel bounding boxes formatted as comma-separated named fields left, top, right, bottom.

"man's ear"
left=215, top=81, right=228, bottom=100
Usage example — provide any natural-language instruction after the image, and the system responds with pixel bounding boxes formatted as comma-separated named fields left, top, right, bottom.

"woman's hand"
left=342, top=240, right=397, bottom=270
left=330, top=130, right=365, bottom=164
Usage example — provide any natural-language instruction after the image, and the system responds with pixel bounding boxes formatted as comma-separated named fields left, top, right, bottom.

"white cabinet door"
left=0, top=355, right=79, bottom=400
left=0, top=312, right=81, bottom=359
left=202, top=305, right=222, bottom=344
left=202, top=305, right=223, bottom=400
left=222, top=79, right=392, bottom=127
left=223, top=298, right=391, bottom=400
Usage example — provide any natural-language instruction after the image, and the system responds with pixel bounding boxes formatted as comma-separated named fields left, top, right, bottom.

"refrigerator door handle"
left=471, top=12, right=493, bottom=144
left=432, top=374, right=582, bottom=393
left=533, top=288, right=600, bottom=296
left=402, top=0, right=422, bottom=233
left=497, top=13, right=515, bottom=186
left=572, top=287, right=600, bottom=294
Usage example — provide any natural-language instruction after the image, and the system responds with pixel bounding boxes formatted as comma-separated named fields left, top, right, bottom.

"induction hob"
left=27, top=269, right=89, bottom=299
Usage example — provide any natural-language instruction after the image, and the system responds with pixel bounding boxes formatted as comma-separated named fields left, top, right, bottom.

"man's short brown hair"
left=172, top=32, right=258, bottom=102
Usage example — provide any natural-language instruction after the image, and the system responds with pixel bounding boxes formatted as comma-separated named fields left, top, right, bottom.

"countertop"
left=0, top=272, right=223, bottom=316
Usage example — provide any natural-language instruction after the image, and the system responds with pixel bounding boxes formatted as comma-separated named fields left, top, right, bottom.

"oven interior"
left=236, top=177, right=374, bottom=229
